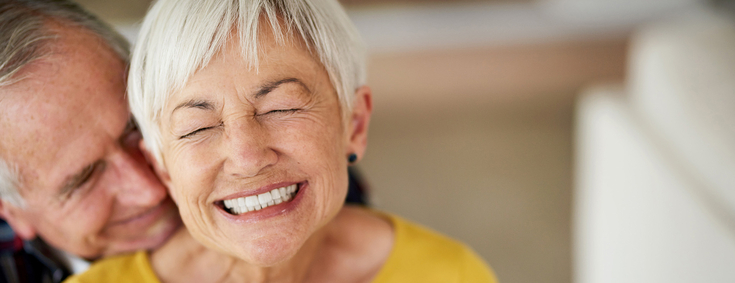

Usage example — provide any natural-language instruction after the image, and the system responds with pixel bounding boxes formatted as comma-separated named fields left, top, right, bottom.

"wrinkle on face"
left=0, top=24, right=179, bottom=258
left=156, top=29, right=351, bottom=266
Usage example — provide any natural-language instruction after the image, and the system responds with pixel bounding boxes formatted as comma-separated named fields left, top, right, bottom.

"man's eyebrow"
left=171, top=99, right=216, bottom=115
left=254, top=78, right=311, bottom=99
left=58, top=160, right=104, bottom=198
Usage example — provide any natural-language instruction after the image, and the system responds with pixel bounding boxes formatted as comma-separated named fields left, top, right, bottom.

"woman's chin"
left=231, top=239, right=304, bottom=267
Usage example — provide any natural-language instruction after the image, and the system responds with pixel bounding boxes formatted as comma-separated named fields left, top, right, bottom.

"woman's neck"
left=150, top=207, right=393, bottom=283
left=150, top=226, right=328, bottom=283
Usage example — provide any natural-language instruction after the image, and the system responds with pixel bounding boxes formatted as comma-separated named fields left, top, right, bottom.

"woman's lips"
left=222, top=183, right=299, bottom=215
left=214, top=181, right=307, bottom=218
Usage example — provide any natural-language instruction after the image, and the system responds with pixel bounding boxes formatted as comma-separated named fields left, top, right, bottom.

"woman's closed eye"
left=179, top=123, right=221, bottom=139
left=177, top=108, right=301, bottom=139
left=262, top=108, right=300, bottom=115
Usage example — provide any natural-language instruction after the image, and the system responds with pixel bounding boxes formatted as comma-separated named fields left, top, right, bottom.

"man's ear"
left=0, top=200, right=37, bottom=240
left=138, top=140, right=173, bottom=189
left=346, top=86, right=373, bottom=162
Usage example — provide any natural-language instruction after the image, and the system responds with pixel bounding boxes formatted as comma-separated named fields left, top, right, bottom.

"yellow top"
left=64, top=251, right=158, bottom=283
left=65, top=213, right=498, bottom=283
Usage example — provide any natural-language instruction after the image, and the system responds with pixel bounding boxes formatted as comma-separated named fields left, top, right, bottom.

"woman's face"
left=157, top=33, right=365, bottom=266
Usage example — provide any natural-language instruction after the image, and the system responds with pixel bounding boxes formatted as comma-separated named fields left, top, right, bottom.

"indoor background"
left=72, top=0, right=722, bottom=282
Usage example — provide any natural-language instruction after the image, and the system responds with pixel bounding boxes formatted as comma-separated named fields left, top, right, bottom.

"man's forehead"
left=0, top=98, right=116, bottom=198
left=0, top=26, right=128, bottom=195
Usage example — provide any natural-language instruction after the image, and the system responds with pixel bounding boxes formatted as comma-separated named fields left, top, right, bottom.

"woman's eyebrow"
left=253, top=77, right=311, bottom=99
left=171, top=78, right=309, bottom=116
left=172, top=99, right=215, bottom=115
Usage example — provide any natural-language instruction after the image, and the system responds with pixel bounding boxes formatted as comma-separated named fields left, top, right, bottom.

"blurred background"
left=73, top=0, right=735, bottom=282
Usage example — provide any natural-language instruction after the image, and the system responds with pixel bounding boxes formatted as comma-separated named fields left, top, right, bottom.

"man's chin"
left=102, top=203, right=183, bottom=258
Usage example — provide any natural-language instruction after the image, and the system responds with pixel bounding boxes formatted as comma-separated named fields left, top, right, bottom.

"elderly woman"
left=66, top=0, right=496, bottom=282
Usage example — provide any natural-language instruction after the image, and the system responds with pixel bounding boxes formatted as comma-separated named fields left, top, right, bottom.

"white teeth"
left=271, top=189, right=281, bottom=199
left=271, top=189, right=283, bottom=205
left=279, top=187, right=287, bottom=198
left=223, top=184, right=299, bottom=215
left=258, top=193, right=272, bottom=206
left=245, top=196, right=260, bottom=211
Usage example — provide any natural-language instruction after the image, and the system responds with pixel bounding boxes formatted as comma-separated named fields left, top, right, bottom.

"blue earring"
left=348, top=153, right=358, bottom=164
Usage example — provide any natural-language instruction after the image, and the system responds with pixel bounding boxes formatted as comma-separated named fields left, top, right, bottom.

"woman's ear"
left=347, top=86, right=373, bottom=162
left=139, top=139, right=173, bottom=189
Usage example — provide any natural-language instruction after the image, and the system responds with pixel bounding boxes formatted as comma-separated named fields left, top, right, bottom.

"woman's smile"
left=215, top=181, right=309, bottom=222
left=221, top=183, right=299, bottom=215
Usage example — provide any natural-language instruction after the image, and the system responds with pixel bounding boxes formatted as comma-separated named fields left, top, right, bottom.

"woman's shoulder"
left=63, top=251, right=159, bottom=283
left=370, top=210, right=499, bottom=283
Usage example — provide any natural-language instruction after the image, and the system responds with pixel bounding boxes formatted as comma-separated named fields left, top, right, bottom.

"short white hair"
left=128, top=0, right=367, bottom=164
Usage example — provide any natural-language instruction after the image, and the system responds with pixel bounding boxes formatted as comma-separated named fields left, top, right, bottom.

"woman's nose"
left=223, top=120, right=278, bottom=178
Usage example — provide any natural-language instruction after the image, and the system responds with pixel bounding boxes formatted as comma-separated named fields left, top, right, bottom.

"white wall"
left=575, top=9, right=735, bottom=283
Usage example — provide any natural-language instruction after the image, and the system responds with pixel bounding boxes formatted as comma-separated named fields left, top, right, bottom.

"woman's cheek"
left=166, top=150, right=199, bottom=206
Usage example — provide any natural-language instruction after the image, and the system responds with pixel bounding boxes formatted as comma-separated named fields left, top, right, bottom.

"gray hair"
left=128, top=0, right=367, bottom=164
left=0, top=0, right=130, bottom=207
left=0, top=160, right=23, bottom=207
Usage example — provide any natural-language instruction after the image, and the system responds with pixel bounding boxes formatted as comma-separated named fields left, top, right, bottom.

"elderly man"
left=0, top=0, right=182, bottom=281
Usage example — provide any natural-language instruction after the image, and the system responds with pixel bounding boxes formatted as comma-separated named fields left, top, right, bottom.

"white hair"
left=0, top=160, right=23, bottom=207
left=128, top=0, right=367, bottom=164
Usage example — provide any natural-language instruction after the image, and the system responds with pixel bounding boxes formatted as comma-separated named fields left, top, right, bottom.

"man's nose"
left=223, top=120, right=278, bottom=178
left=110, top=146, right=168, bottom=206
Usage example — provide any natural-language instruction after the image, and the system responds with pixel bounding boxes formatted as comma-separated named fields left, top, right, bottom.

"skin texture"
left=152, top=207, right=394, bottom=283
left=149, top=30, right=394, bottom=282
left=0, top=23, right=181, bottom=259
left=160, top=34, right=348, bottom=265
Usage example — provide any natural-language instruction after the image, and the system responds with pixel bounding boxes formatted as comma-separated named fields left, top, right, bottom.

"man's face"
left=0, top=25, right=180, bottom=259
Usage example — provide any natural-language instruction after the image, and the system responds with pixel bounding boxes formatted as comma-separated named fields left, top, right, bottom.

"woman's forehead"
left=182, top=36, right=323, bottom=92
left=163, top=38, right=331, bottom=117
